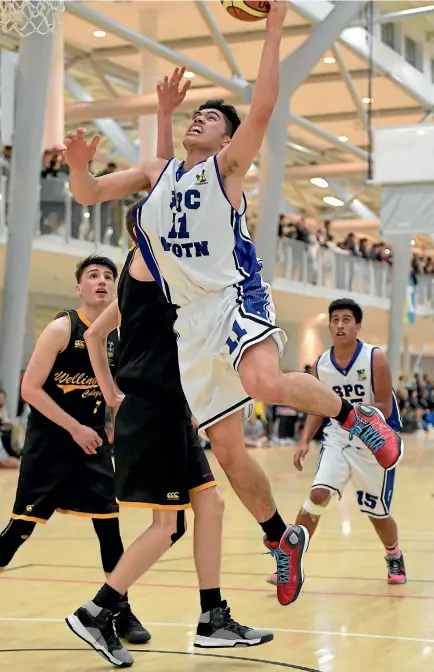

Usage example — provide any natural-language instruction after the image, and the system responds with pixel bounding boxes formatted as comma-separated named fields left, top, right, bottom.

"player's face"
left=76, top=265, right=116, bottom=307
left=329, top=309, right=361, bottom=347
left=183, top=109, right=231, bottom=152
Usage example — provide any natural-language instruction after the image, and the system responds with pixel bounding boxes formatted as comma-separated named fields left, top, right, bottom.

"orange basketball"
left=221, top=1, right=270, bottom=22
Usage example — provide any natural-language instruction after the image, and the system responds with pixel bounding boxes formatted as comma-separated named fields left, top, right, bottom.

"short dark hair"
left=196, top=99, right=241, bottom=137
left=328, top=298, right=363, bottom=324
left=75, top=254, right=118, bottom=283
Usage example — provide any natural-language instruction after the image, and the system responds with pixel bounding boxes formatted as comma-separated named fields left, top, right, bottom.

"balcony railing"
left=277, top=237, right=434, bottom=310
left=0, top=172, right=135, bottom=251
left=0, top=173, right=432, bottom=311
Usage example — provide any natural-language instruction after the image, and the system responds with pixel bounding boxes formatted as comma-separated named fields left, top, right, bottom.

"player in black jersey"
left=66, top=224, right=273, bottom=667
left=0, top=254, right=150, bottom=644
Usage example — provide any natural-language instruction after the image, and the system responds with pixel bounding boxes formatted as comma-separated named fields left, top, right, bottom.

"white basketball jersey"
left=317, top=340, right=401, bottom=440
left=135, top=156, right=262, bottom=307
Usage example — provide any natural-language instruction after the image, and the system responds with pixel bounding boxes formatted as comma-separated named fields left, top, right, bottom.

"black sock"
left=93, top=583, right=124, bottom=612
left=259, top=510, right=286, bottom=543
left=200, top=588, right=222, bottom=613
left=333, top=398, right=353, bottom=425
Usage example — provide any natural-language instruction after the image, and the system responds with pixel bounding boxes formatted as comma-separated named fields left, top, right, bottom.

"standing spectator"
left=343, top=232, right=359, bottom=256
left=359, top=237, right=369, bottom=259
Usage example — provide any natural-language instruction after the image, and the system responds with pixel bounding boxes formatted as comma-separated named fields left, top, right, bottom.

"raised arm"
left=217, top=0, right=287, bottom=179
left=21, top=317, right=102, bottom=454
left=157, top=66, right=191, bottom=160
left=64, top=66, right=190, bottom=205
left=64, top=132, right=159, bottom=205
left=84, top=300, right=121, bottom=408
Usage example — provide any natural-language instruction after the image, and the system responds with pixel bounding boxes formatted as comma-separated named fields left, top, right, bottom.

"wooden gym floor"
left=0, top=436, right=433, bottom=672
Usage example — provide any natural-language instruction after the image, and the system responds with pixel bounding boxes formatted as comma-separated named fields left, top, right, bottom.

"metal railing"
left=277, top=237, right=434, bottom=310
left=0, top=171, right=135, bottom=251
left=0, top=173, right=433, bottom=311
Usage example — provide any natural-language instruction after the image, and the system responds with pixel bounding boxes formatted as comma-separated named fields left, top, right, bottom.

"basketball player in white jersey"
left=62, top=0, right=402, bottom=608
left=268, top=298, right=406, bottom=586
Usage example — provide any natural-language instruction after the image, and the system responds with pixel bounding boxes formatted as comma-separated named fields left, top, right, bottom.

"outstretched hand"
left=157, top=66, right=192, bottom=114
left=61, top=128, right=101, bottom=170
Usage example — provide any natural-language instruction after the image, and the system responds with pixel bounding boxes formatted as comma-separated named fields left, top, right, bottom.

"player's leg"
left=91, top=517, right=151, bottom=644
left=186, top=426, right=273, bottom=647
left=350, top=448, right=406, bottom=584
left=66, top=395, right=190, bottom=666
left=0, top=518, right=36, bottom=570
left=267, top=441, right=350, bottom=586
left=0, top=424, right=61, bottom=568
left=238, top=336, right=402, bottom=470
left=207, top=412, right=308, bottom=607
left=66, top=509, right=182, bottom=667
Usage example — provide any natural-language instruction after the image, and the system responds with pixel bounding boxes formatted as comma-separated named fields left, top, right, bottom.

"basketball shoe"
left=342, top=404, right=403, bottom=470
left=66, top=601, right=133, bottom=667
left=194, top=600, right=273, bottom=648
left=263, top=524, right=309, bottom=606
left=386, top=553, right=406, bottom=585
left=116, top=601, right=151, bottom=644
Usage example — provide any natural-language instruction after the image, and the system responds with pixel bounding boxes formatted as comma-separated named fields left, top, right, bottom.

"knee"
left=310, top=488, right=332, bottom=507
left=153, top=511, right=186, bottom=546
left=194, top=487, right=225, bottom=520
left=240, top=367, right=280, bottom=403
left=212, top=440, right=245, bottom=472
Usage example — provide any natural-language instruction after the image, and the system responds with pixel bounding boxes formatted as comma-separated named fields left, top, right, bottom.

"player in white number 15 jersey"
left=63, top=0, right=402, bottom=608
left=267, top=299, right=406, bottom=586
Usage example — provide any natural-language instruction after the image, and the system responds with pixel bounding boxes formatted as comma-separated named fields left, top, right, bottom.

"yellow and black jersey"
left=116, top=247, right=184, bottom=404
left=30, top=309, right=118, bottom=433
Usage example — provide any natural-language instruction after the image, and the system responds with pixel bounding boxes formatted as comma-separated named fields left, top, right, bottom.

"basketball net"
left=0, top=0, right=64, bottom=36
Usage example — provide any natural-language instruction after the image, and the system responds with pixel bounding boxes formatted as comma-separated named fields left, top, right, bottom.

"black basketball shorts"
left=114, top=393, right=216, bottom=510
left=11, top=417, right=118, bottom=524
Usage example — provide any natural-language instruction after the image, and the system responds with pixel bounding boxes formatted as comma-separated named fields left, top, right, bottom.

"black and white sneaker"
left=115, top=601, right=151, bottom=644
left=66, top=600, right=133, bottom=667
left=194, top=601, right=273, bottom=648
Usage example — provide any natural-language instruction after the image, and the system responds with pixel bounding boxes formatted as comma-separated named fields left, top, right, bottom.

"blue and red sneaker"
left=342, top=404, right=403, bottom=471
left=263, top=525, right=309, bottom=606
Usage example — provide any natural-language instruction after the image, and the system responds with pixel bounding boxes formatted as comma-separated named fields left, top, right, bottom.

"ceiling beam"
left=65, top=73, right=139, bottom=164
left=194, top=0, right=242, bottom=79
left=304, top=105, right=423, bottom=124
left=290, top=0, right=434, bottom=110
left=375, top=5, right=434, bottom=23
left=65, top=86, right=242, bottom=124
left=65, top=1, right=248, bottom=96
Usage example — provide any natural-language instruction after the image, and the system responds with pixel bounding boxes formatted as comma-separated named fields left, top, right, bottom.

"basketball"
left=221, top=1, right=270, bottom=22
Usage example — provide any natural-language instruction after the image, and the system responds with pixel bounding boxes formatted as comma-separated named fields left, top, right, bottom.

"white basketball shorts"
left=312, top=434, right=398, bottom=517
left=174, top=283, right=287, bottom=438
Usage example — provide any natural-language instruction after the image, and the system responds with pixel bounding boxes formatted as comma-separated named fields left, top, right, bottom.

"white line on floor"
left=0, top=617, right=433, bottom=645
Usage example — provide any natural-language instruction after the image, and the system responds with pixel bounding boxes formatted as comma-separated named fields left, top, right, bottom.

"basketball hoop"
left=0, top=0, right=65, bottom=36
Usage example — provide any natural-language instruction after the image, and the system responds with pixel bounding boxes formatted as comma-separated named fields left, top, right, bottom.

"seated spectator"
left=0, top=434, right=19, bottom=469
left=244, top=411, right=268, bottom=447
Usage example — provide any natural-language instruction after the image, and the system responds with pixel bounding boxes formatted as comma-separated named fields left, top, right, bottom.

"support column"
left=402, top=336, right=410, bottom=376
left=386, top=235, right=413, bottom=388
left=43, top=22, right=64, bottom=149
left=256, top=101, right=288, bottom=284
left=0, top=31, right=54, bottom=414
left=139, top=9, right=157, bottom=161
left=255, top=0, right=367, bottom=284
